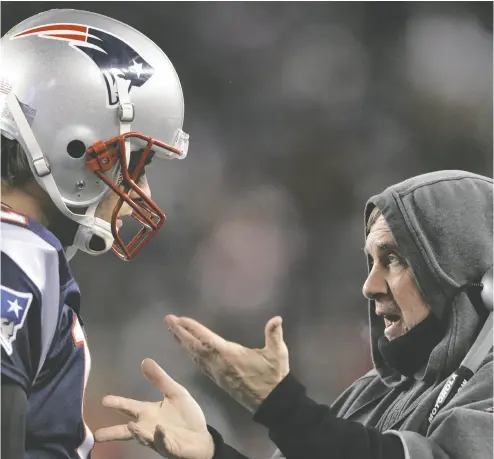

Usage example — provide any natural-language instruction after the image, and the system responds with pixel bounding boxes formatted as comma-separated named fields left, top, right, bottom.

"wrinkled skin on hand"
left=165, top=315, right=290, bottom=413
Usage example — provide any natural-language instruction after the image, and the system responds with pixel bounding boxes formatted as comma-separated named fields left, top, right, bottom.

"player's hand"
left=94, top=358, right=215, bottom=459
left=165, top=315, right=289, bottom=413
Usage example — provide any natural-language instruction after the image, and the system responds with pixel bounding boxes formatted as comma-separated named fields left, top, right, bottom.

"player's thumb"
left=264, top=316, right=284, bottom=351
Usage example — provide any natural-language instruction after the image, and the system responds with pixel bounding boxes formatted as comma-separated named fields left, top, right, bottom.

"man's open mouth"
left=384, top=314, right=401, bottom=328
left=383, top=314, right=404, bottom=340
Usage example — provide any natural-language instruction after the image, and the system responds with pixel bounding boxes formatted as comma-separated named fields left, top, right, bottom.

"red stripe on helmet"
left=47, top=33, right=87, bottom=42
left=13, top=24, right=87, bottom=38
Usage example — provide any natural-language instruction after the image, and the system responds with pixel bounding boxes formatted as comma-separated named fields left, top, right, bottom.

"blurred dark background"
left=2, top=2, right=492, bottom=457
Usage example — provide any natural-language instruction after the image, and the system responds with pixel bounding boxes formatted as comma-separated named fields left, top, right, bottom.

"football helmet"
left=0, top=9, right=189, bottom=260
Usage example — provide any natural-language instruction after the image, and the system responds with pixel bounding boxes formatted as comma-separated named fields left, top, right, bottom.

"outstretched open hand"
left=165, top=315, right=290, bottom=413
left=94, top=359, right=214, bottom=459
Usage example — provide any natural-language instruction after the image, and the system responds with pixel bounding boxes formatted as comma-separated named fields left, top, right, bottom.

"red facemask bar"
left=86, top=132, right=185, bottom=261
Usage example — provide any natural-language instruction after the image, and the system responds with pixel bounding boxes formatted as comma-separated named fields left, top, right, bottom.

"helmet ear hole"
left=88, top=235, right=107, bottom=252
left=67, top=140, right=86, bottom=159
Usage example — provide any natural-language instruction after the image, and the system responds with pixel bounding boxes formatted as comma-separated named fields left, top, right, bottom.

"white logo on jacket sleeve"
left=1, top=285, right=33, bottom=355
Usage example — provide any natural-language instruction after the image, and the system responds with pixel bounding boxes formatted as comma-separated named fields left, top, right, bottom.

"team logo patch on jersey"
left=1, top=286, right=33, bottom=355
left=11, top=23, right=154, bottom=108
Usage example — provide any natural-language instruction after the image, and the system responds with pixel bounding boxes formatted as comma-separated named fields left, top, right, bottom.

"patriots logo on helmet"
left=11, top=24, right=155, bottom=107
left=1, top=285, right=33, bottom=355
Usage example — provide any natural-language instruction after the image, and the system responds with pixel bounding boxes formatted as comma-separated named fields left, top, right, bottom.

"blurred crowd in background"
left=2, top=2, right=493, bottom=458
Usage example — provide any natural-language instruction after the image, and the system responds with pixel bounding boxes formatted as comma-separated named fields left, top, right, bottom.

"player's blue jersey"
left=0, top=204, right=94, bottom=458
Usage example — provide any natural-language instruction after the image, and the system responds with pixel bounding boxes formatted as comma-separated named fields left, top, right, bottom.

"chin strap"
left=65, top=202, right=114, bottom=260
left=7, top=79, right=135, bottom=260
left=115, top=73, right=134, bottom=158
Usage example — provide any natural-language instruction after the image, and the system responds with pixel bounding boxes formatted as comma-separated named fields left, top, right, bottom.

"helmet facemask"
left=5, top=92, right=188, bottom=261
left=87, top=131, right=186, bottom=260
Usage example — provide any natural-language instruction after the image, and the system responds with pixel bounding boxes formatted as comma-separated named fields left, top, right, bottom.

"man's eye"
left=388, top=253, right=407, bottom=266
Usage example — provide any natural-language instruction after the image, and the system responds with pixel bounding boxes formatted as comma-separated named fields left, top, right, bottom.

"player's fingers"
left=101, top=395, right=142, bottom=418
left=128, top=421, right=153, bottom=446
left=94, top=424, right=133, bottom=442
left=141, top=358, right=185, bottom=398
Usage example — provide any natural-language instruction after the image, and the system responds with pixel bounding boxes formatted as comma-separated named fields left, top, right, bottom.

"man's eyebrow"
left=377, top=241, right=398, bottom=252
left=363, top=241, right=398, bottom=255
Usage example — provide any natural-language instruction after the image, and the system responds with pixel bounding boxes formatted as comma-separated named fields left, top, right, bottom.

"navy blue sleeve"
left=1, top=380, right=27, bottom=459
left=1, top=252, right=42, bottom=393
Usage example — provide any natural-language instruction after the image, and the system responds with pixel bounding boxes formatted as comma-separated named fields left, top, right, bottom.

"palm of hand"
left=144, top=394, right=211, bottom=459
left=95, top=359, right=215, bottom=459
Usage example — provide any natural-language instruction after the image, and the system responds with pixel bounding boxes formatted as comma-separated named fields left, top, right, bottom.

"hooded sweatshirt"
left=329, top=170, right=493, bottom=457
left=209, top=171, right=493, bottom=459
left=365, top=170, right=492, bottom=389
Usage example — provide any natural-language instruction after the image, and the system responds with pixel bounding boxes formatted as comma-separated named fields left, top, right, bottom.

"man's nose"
left=362, top=265, right=388, bottom=300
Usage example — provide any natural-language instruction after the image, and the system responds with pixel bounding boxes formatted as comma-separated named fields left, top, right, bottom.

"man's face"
left=362, top=215, right=430, bottom=341
left=94, top=174, right=152, bottom=227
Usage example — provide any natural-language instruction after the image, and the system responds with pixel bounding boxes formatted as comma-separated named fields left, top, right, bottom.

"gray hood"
left=365, top=170, right=493, bottom=387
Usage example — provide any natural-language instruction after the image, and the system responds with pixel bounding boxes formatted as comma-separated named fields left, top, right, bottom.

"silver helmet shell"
left=1, top=9, right=189, bottom=259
